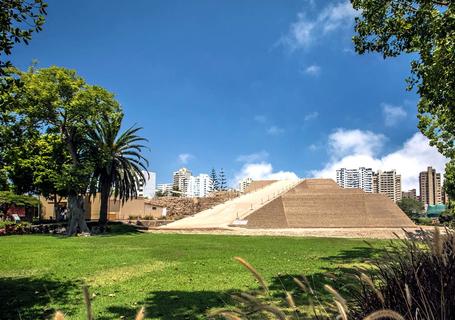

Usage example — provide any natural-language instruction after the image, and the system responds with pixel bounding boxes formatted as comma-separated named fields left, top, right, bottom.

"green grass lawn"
left=0, top=226, right=387, bottom=320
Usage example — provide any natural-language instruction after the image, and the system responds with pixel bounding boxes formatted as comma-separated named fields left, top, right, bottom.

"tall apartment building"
left=372, top=170, right=402, bottom=202
left=187, top=174, right=212, bottom=197
left=173, top=167, right=192, bottom=195
left=138, top=171, right=156, bottom=198
left=239, top=177, right=253, bottom=193
left=419, top=166, right=442, bottom=205
left=402, top=189, right=417, bottom=201
left=336, top=167, right=373, bottom=193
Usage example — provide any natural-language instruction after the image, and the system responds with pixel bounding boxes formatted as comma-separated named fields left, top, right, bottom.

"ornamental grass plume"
left=213, top=228, right=455, bottom=320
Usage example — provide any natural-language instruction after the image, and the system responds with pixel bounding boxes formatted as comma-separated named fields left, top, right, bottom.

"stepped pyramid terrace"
left=160, top=178, right=415, bottom=230
left=245, top=179, right=414, bottom=228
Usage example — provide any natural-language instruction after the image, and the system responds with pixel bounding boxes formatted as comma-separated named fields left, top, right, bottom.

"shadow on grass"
left=320, top=245, right=386, bottom=264
left=98, top=290, right=234, bottom=320
left=96, top=222, right=142, bottom=237
left=0, top=277, right=80, bottom=320
left=96, top=246, right=387, bottom=319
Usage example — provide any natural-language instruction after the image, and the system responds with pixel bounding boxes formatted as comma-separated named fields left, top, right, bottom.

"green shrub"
left=0, top=221, right=32, bottom=235
left=414, top=217, right=434, bottom=225
left=0, top=220, right=15, bottom=229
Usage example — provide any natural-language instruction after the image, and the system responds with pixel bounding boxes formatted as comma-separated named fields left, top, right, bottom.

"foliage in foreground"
left=351, top=0, right=455, bottom=202
left=212, top=228, right=454, bottom=320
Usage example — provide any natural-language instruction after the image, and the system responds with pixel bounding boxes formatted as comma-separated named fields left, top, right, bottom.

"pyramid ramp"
left=159, top=179, right=301, bottom=229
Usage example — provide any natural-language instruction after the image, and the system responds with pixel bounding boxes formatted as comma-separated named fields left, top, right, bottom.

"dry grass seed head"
left=363, top=309, right=405, bottom=320
left=432, top=227, right=443, bottom=258
left=82, top=285, right=93, bottom=320
left=324, top=284, right=347, bottom=310
left=335, top=300, right=348, bottom=320
left=212, top=311, right=243, bottom=320
left=293, top=277, right=307, bottom=292
left=234, top=257, right=269, bottom=294
left=135, top=306, right=145, bottom=320
left=404, top=284, right=412, bottom=307
left=359, top=273, right=385, bottom=304
left=256, top=304, right=287, bottom=320
left=285, top=291, right=296, bottom=309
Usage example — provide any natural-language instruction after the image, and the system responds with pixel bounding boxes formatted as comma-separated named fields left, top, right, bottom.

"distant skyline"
left=11, top=0, right=448, bottom=189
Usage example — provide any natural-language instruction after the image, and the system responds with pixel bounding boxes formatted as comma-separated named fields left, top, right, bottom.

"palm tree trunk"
left=99, top=176, right=111, bottom=225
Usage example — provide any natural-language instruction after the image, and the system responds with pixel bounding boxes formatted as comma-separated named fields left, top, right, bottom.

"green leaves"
left=0, top=0, right=47, bottom=75
left=352, top=0, right=454, bottom=180
left=1, top=66, right=123, bottom=197
left=0, top=191, right=39, bottom=207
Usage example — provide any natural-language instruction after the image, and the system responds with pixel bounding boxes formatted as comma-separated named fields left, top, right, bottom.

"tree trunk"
left=99, top=177, right=111, bottom=225
left=53, top=193, right=59, bottom=220
left=67, top=194, right=90, bottom=235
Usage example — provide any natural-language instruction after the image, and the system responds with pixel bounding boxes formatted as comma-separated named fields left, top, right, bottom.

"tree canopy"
left=397, top=197, right=425, bottom=217
left=352, top=0, right=454, bottom=159
left=0, top=191, right=39, bottom=207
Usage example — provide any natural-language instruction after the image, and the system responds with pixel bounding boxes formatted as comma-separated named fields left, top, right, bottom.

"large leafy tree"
left=352, top=0, right=454, bottom=183
left=3, top=133, right=69, bottom=217
left=397, top=197, right=425, bottom=217
left=1, top=0, right=47, bottom=187
left=87, top=115, right=148, bottom=225
left=10, top=66, right=122, bottom=234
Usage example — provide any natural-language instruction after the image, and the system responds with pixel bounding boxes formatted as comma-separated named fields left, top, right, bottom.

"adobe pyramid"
left=245, top=179, right=415, bottom=228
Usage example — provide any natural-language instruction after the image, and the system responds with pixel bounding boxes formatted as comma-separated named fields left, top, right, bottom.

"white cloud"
left=382, top=103, right=407, bottom=126
left=311, top=130, right=448, bottom=191
left=267, top=125, right=285, bottom=136
left=286, top=15, right=316, bottom=48
left=328, top=128, right=386, bottom=156
left=304, top=65, right=321, bottom=76
left=178, top=153, right=194, bottom=164
left=235, top=162, right=299, bottom=185
left=282, top=1, right=358, bottom=50
left=304, top=111, right=319, bottom=121
left=319, top=1, right=357, bottom=33
left=236, top=151, right=269, bottom=163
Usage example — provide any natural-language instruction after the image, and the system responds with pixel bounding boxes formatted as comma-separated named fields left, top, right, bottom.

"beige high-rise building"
left=419, top=167, right=442, bottom=205
left=402, top=189, right=417, bottom=201
left=372, top=170, right=402, bottom=202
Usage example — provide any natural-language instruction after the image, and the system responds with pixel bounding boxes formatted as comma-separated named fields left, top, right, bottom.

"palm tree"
left=88, top=115, right=149, bottom=225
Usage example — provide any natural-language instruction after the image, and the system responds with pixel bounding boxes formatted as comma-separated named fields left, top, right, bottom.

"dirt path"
left=147, top=226, right=438, bottom=239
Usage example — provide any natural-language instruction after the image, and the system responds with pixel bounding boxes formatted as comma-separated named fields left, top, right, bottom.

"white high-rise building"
left=138, top=171, right=156, bottom=198
left=239, top=177, right=253, bottom=192
left=173, top=168, right=192, bottom=194
left=186, top=174, right=212, bottom=197
left=157, top=183, right=173, bottom=196
left=358, top=167, right=373, bottom=192
left=336, top=167, right=373, bottom=193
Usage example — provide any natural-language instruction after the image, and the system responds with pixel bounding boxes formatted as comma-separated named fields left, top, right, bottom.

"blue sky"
left=10, top=0, right=447, bottom=189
